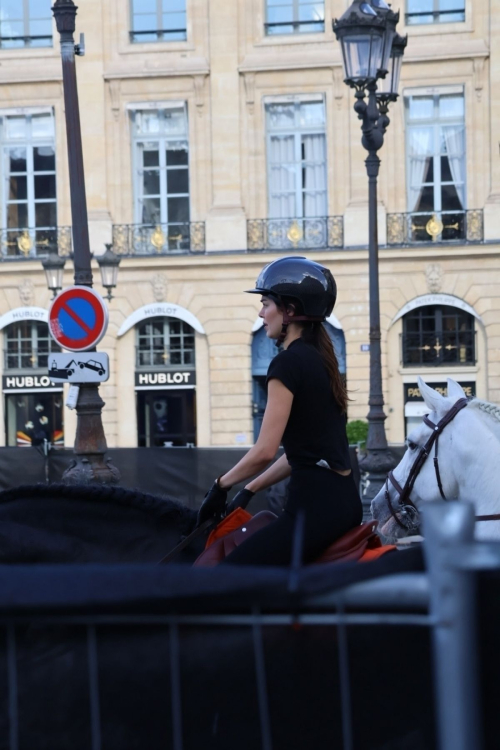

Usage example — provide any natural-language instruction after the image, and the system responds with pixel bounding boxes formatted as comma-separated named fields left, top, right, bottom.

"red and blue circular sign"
left=49, top=286, right=109, bottom=352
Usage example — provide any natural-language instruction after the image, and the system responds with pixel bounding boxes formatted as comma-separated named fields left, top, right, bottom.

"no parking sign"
left=49, top=286, right=108, bottom=352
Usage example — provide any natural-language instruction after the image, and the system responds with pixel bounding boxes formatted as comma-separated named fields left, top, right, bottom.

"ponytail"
left=280, top=297, right=349, bottom=413
left=301, top=322, right=349, bottom=413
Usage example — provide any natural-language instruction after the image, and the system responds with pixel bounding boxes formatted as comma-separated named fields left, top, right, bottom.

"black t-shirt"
left=266, top=338, right=351, bottom=472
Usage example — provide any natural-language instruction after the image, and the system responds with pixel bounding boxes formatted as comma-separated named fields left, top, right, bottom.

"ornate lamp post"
left=333, top=1, right=407, bottom=507
left=52, top=0, right=120, bottom=485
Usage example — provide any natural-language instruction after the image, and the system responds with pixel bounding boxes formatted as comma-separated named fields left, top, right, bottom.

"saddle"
left=193, top=508, right=396, bottom=567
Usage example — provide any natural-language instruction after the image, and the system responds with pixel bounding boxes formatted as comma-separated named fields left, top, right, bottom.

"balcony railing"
left=405, top=8, right=465, bottom=24
left=0, top=227, right=72, bottom=260
left=265, top=19, right=325, bottom=34
left=387, top=210, right=484, bottom=246
left=112, top=223, right=205, bottom=257
left=401, top=331, right=476, bottom=367
left=129, top=28, right=187, bottom=43
left=247, top=217, right=344, bottom=252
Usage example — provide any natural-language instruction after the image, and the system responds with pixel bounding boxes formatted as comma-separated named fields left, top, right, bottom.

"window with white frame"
left=265, top=0, right=324, bottom=35
left=136, top=317, right=195, bottom=368
left=5, top=321, right=60, bottom=370
left=266, top=97, right=327, bottom=219
left=130, top=0, right=186, bottom=43
left=405, top=92, right=466, bottom=241
left=406, top=0, right=465, bottom=25
left=0, top=111, right=57, bottom=254
left=132, top=105, right=190, bottom=248
left=0, top=0, right=52, bottom=49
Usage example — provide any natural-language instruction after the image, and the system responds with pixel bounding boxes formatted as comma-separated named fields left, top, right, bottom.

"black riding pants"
left=222, top=465, right=363, bottom=567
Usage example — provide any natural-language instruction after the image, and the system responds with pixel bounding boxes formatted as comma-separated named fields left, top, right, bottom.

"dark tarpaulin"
left=0, top=446, right=363, bottom=510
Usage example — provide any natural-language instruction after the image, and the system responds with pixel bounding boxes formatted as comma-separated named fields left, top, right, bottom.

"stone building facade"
left=0, top=0, right=497, bottom=450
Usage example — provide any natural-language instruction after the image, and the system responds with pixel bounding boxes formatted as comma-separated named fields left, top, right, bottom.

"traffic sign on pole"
left=49, top=352, right=110, bottom=384
left=49, top=286, right=108, bottom=352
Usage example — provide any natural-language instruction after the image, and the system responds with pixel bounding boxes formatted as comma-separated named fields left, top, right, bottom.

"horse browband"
left=386, top=398, right=469, bottom=530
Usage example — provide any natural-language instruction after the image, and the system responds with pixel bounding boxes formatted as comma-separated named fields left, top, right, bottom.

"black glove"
left=226, top=488, right=255, bottom=515
left=196, top=478, right=229, bottom=528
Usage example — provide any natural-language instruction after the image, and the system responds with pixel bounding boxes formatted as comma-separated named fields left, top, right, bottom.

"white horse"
left=371, top=377, right=500, bottom=540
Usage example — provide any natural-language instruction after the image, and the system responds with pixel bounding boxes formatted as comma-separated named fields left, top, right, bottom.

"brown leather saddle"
left=193, top=511, right=386, bottom=567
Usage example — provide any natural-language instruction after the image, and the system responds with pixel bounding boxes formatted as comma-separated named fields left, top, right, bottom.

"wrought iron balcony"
left=247, top=217, right=344, bottom=252
left=401, top=331, right=477, bottom=368
left=0, top=227, right=72, bottom=260
left=112, top=223, right=205, bottom=257
left=387, top=210, right=483, bottom=246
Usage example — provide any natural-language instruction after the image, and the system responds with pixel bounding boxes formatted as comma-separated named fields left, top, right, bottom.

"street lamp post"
left=333, top=1, right=407, bottom=508
left=52, top=0, right=120, bottom=485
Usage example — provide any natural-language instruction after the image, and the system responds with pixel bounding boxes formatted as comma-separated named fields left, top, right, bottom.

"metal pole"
left=422, top=502, right=483, bottom=750
left=354, top=86, right=395, bottom=511
left=52, top=0, right=120, bottom=485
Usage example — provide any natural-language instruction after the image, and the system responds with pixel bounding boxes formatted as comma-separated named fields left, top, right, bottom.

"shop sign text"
left=135, top=371, right=196, bottom=387
left=3, top=375, right=60, bottom=391
left=404, top=381, right=476, bottom=402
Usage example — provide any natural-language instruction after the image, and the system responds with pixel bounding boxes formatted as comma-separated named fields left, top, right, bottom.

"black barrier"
left=0, top=447, right=366, bottom=511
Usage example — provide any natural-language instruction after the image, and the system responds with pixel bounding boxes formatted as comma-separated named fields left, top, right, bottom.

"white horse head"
left=371, top=377, right=500, bottom=540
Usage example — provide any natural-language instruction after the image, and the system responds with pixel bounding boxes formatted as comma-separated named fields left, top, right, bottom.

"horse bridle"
left=384, top=397, right=469, bottom=532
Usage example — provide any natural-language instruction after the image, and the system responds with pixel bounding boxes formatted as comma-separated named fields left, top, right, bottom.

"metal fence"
left=247, top=217, right=344, bottom=252
left=0, top=501, right=494, bottom=749
left=387, top=210, right=484, bottom=245
left=112, top=223, right=206, bottom=256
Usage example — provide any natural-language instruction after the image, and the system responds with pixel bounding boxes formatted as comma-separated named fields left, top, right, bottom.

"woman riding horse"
left=196, top=256, right=362, bottom=565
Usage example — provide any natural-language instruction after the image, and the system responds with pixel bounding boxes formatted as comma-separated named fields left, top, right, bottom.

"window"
left=402, top=306, right=475, bottom=367
left=0, top=110, right=57, bottom=255
left=406, top=0, right=465, bottom=25
left=0, top=0, right=52, bottom=48
left=137, top=317, right=195, bottom=369
left=132, top=106, right=190, bottom=249
left=265, top=0, right=324, bottom=35
left=5, top=321, right=60, bottom=370
left=130, top=0, right=186, bottom=43
left=405, top=92, right=466, bottom=241
left=266, top=97, right=327, bottom=219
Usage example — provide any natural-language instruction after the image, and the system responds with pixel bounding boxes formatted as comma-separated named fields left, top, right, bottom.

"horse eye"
left=408, top=441, right=417, bottom=451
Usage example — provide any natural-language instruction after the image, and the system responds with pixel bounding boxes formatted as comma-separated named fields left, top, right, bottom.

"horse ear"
left=446, top=378, right=466, bottom=403
left=418, top=376, right=447, bottom=414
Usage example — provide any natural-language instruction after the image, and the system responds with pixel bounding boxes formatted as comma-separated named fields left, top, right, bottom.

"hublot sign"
left=135, top=370, right=196, bottom=388
left=3, top=375, right=61, bottom=391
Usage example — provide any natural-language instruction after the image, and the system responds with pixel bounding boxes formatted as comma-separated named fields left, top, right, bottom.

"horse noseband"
left=384, top=398, right=469, bottom=532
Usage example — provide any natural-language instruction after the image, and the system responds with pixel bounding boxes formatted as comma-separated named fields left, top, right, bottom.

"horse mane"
left=0, top=483, right=196, bottom=530
left=469, top=398, right=500, bottom=424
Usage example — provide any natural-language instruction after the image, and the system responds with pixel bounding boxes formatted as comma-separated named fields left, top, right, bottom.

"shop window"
left=6, top=392, right=63, bottom=447
left=0, top=110, right=57, bottom=254
left=0, top=0, right=52, bottom=49
left=405, top=91, right=466, bottom=240
left=136, top=316, right=195, bottom=368
left=130, top=0, right=187, bottom=43
left=4, top=320, right=60, bottom=371
left=402, top=305, right=475, bottom=367
left=132, top=105, right=190, bottom=250
left=265, top=0, right=324, bottom=35
left=266, top=96, right=327, bottom=219
left=406, top=0, right=465, bottom=25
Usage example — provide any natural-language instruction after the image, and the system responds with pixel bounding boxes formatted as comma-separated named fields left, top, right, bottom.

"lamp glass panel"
left=100, top=263, right=119, bottom=289
left=380, top=28, right=395, bottom=73
left=44, top=265, right=63, bottom=291
left=342, top=34, right=383, bottom=81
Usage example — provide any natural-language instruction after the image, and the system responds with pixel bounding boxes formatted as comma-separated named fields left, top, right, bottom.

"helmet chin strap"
left=276, top=306, right=324, bottom=347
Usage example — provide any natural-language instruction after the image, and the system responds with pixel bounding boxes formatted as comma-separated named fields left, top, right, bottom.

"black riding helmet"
left=247, top=256, right=337, bottom=344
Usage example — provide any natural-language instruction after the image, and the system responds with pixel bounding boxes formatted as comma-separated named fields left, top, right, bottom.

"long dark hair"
left=282, top=297, right=348, bottom=413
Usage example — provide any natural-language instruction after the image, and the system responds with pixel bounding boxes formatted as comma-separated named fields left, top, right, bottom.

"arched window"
left=402, top=305, right=475, bottom=366
left=136, top=317, right=195, bottom=368
left=5, top=321, right=60, bottom=370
